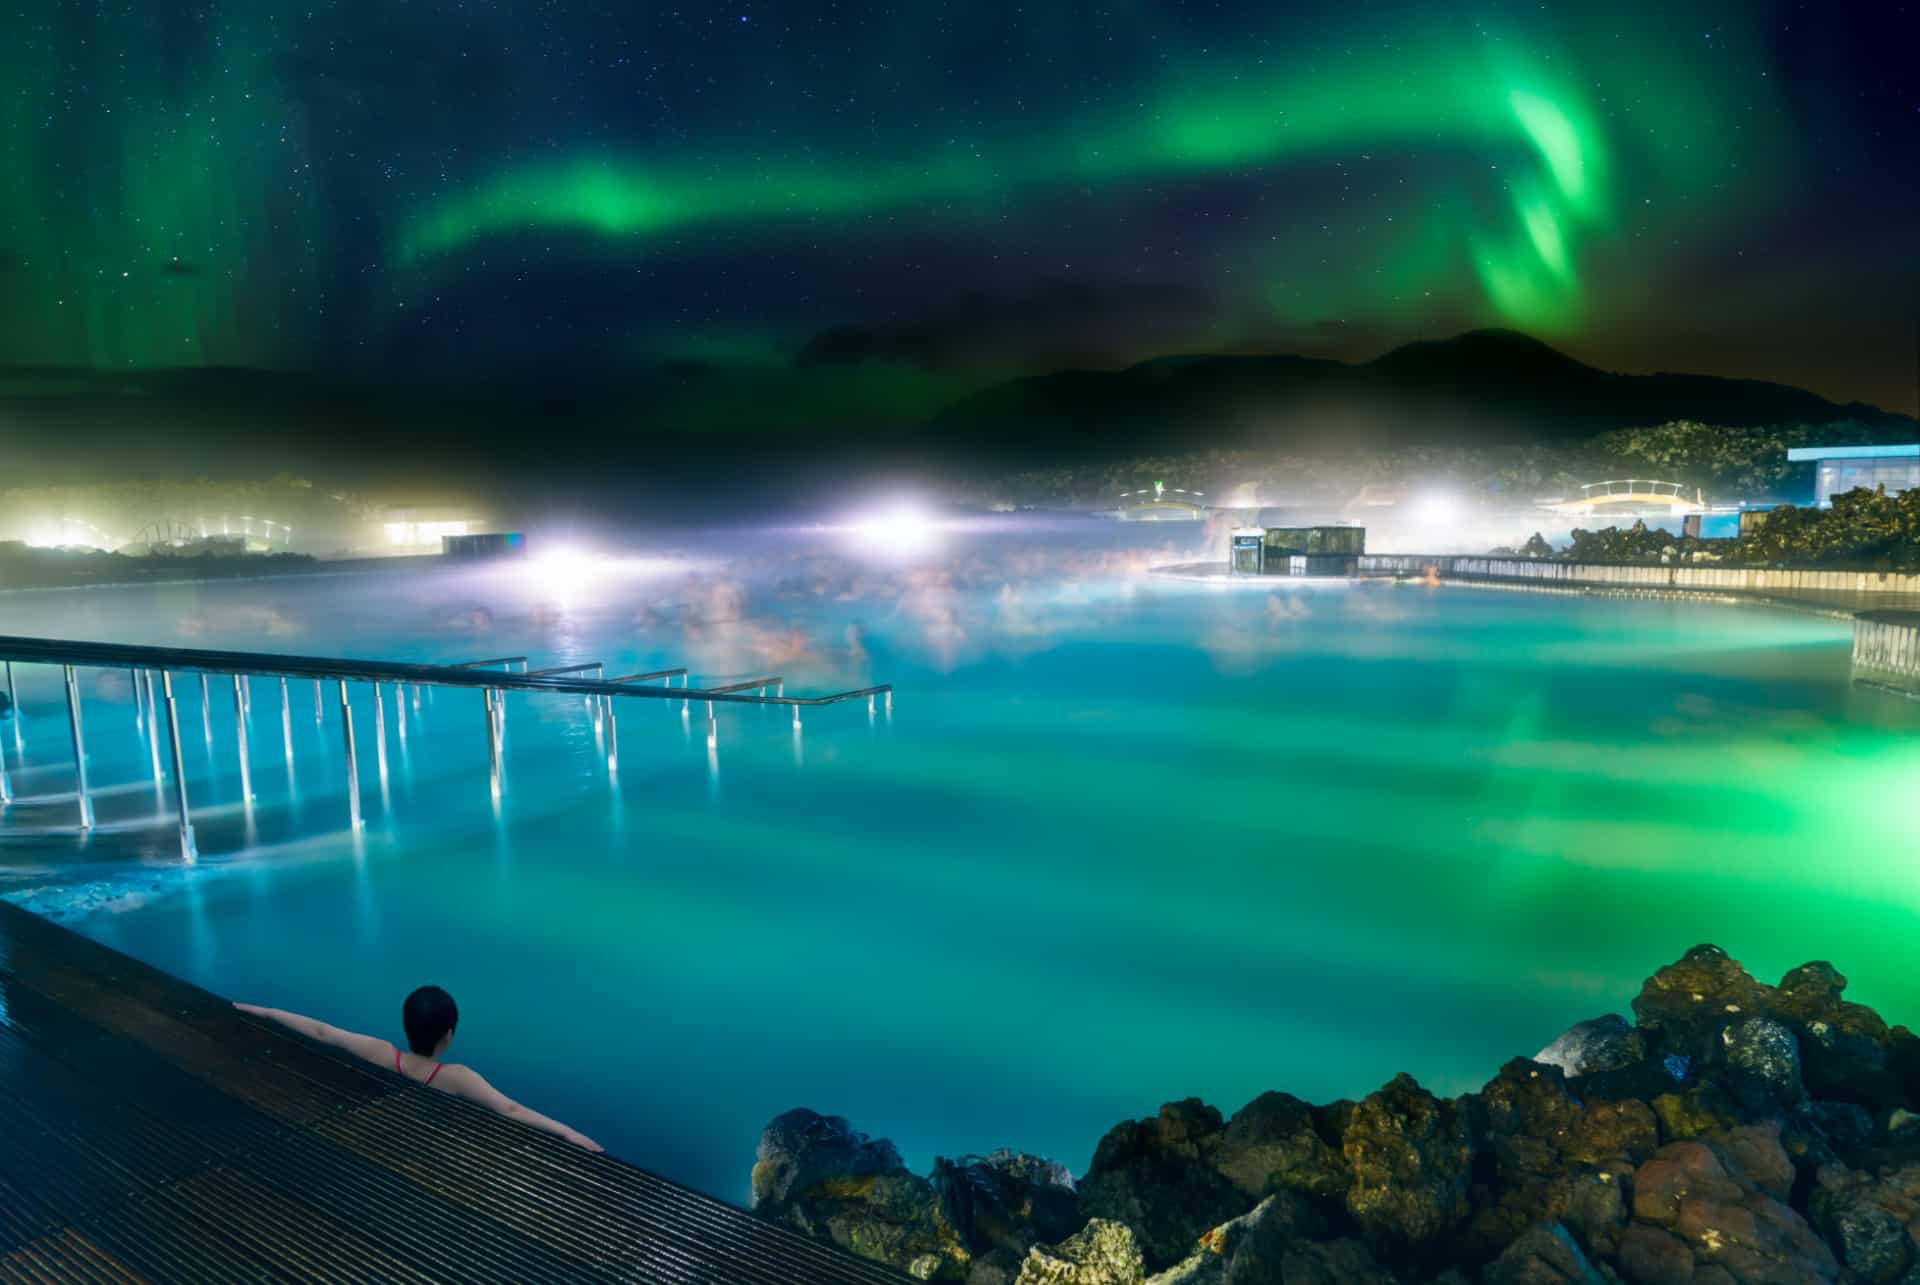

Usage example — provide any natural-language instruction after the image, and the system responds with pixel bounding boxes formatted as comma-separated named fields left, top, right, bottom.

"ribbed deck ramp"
left=0, top=900, right=907, bottom=1283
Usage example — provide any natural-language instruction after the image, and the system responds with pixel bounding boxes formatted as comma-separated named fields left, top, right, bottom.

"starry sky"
left=1, top=0, right=1916, bottom=423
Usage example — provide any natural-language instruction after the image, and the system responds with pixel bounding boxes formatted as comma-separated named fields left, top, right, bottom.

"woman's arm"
left=435, top=1064, right=603, bottom=1151
left=233, top=1002, right=395, bottom=1069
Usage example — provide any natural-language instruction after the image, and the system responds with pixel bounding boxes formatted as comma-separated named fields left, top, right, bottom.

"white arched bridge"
left=1542, top=480, right=1706, bottom=516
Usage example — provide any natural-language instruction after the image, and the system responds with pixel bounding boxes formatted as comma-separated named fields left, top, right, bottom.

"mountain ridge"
left=923, top=329, right=1911, bottom=464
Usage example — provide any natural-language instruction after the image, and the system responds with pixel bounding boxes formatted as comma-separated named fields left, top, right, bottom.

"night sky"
left=2, top=0, right=1916, bottom=422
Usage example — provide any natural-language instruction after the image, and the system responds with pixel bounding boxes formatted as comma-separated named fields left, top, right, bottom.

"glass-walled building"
left=1230, top=526, right=1365, bottom=576
left=1786, top=444, right=1920, bottom=507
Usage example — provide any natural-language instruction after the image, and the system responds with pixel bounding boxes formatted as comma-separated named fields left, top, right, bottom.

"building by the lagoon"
left=1230, top=525, right=1365, bottom=576
left=1786, top=444, right=1920, bottom=507
left=443, top=532, right=526, bottom=560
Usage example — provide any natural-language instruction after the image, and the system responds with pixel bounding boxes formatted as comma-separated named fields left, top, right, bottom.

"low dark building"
left=1230, top=525, right=1364, bottom=576
left=442, top=532, right=527, bottom=560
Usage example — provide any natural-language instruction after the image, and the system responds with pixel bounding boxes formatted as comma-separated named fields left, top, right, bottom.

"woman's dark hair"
left=402, top=985, right=458, bottom=1055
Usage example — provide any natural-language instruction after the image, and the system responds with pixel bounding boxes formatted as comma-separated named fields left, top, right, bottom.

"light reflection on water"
left=1, top=522, right=1918, bottom=1204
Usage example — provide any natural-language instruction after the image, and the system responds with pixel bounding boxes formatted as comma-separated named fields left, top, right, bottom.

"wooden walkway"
left=0, top=899, right=905, bottom=1283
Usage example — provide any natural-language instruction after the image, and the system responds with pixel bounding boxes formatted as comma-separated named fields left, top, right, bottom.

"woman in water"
left=235, top=985, right=602, bottom=1151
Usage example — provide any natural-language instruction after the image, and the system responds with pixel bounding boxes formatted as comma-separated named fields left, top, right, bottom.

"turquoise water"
left=4, top=524, right=1920, bottom=1202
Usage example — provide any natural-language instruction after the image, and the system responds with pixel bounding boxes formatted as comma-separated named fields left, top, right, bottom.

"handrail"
left=611, top=668, right=688, bottom=683
left=0, top=636, right=888, bottom=707
left=703, top=676, right=781, bottom=694
left=447, top=656, right=527, bottom=670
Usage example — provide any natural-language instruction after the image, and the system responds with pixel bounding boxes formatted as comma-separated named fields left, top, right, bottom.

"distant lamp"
left=847, top=503, right=942, bottom=556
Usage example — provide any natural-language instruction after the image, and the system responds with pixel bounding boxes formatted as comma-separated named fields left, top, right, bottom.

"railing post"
left=484, top=688, right=501, bottom=778
left=232, top=675, right=252, bottom=800
left=64, top=664, right=93, bottom=829
left=132, top=666, right=144, bottom=729
left=199, top=672, right=212, bottom=744
left=143, top=669, right=164, bottom=785
left=5, top=661, right=18, bottom=752
left=161, top=672, right=196, bottom=860
left=0, top=708, right=10, bottom=804
left=314, top=678, right=324, bottom=722
left=339, top=680, right=361, bottom=828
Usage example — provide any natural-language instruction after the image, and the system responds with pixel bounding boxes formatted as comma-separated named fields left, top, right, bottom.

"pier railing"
left=0, top=634, right=891, bottom=860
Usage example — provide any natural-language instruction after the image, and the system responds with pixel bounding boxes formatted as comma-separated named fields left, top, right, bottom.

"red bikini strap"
left=425, top=1062, right=443, bottom=1086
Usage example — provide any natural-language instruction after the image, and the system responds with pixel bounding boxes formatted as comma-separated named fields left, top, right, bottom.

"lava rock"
left=1720, top=1018, right=1804, bottom=1111
left=1466, top=1059, right=1652, bottom=1257
left=1341, top=1073, right=1476, bottom=1261
left=935, top=1150, right=1081, bottom=1259
left=1144, top=1194, right=1319, bottom=1285
left=1649, top=1081, right=1746, bottom=1145
left=1771, top=963, right=1900, bottom=1110
left=1015, top=1219, right=1146, bottom=1285
left=1267, top=1238, right=1397, bottom=1284
left=753, top=1108, right=905, bottom=1211
left=1078, top=1100, right=1251, bottom=1272
left=1627, top=1134, right=1838, bottom=1282
left=1215, top=1091, right=1347, bottom=1200
left=1803, top=1100, right=1875, bottom=1154
left=1811, top=1165, right=1920, bottom=1283
left=1482, top=1222, right=1609, bottom=1285
left=751, top=1110, right=965, bottom=1278
left=1631, top=945, right=1769, bottom=1066
left=1536, top=1015, right=1646, bottom=1078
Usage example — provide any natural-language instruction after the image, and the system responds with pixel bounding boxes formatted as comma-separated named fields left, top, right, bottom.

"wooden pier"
left=0, top=897, right=905, bottom=1283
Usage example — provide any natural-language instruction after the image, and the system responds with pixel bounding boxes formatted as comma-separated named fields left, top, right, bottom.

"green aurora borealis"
left=1, top=1, right=1914, bottom=411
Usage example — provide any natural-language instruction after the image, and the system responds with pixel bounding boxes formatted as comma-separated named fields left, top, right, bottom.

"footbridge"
left=1542, top=480, right=1706, bottom=516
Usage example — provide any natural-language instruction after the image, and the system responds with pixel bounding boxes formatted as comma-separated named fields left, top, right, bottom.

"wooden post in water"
left=338, top=680, right=361, bottom=828
left=161, top=672, right=195, bottom=860
left=64, top=664, right=93, bottom=829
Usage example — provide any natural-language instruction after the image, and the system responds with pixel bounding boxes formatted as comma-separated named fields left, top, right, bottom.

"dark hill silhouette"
left=923, top=329, right=1911, bottom=465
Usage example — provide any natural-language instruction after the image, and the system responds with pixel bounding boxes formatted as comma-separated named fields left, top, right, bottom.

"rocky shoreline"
left=750, top=946, right=1920, bottom=1283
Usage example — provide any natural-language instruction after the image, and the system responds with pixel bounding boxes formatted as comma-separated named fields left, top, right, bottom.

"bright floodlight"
left=848, top=503, right=942, bottom=555
left=1407, top=491, right=1465, bottom=532
left=522, top=545, right=600, bottom=597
